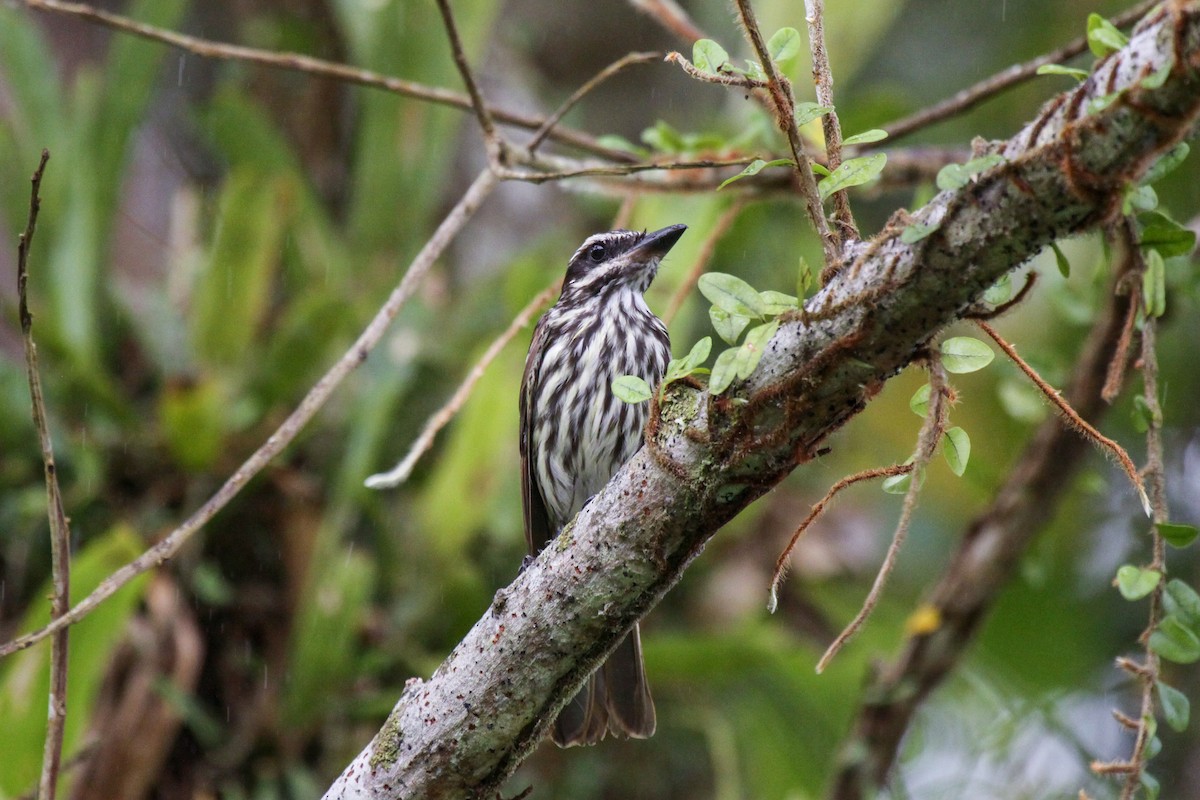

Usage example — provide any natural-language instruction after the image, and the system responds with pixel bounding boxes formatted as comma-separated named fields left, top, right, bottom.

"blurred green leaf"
left=1115, top=565, right=1161, bottom=600
left=795, top=101, right=834, bottom=128
left=1163, top=579, right=1200, bottom=627
left=192, top=170, right=292, bottom=368
left=699, top=272, right=767, bottom=319
left=940, top=337, right=995, bottom=373
left=1142, top=249, right=1166, bottom=318
left=158, top=378, right=228, bottom=471
left=1149, top=616, right=1200, bottom=663
left=942, top=426, right=971, bottom=476
left=283, top=546, right=377, bottom=729
left=841, top=129, right=887, bottom=146
left=693, top=39, right=731, bottom=74
left=818, top=153, right=886, bottom=200
left=909, top=383, right=930, bottom=417
left=936, top=154, right=1005, bottom=191
left=1139, top=211, right=1196, bottom=258
left=613, top=375, right=653, bottom=404
left=1036, top=64, right=1088, bottom=80
left=718, top=158, right=793, bottom=190
left=1158, top=522, right=1199, bottom=549
left=767, top=28, right=802, bottom=65
left=0, top=526, right=152, bottom=797
left=1087, top=13, right=1128, bottom=57
left=1157, top=680, right=1190, bottom=732
left=710, top=305, right=751, bottom=345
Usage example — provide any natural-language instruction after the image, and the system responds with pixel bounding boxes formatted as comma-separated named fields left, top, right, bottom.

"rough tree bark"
left=324, top=4, right=1200, bottom=798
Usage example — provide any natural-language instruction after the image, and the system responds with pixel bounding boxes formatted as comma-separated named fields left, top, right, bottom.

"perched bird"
left=519, top=223, right=686, bottom=746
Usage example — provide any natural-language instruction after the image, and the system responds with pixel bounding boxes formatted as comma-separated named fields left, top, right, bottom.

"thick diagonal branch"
left=323, top=5, right=1200, bottom=799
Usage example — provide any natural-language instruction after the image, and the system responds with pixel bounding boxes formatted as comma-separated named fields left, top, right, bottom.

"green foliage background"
left=1, top=0, right=1198, bottom=798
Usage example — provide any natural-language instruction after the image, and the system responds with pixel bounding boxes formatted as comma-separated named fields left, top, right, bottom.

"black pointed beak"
left=630, top=223, right=687, bottom=260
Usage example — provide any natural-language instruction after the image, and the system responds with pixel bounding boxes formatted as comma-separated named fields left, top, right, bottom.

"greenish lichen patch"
left=368, top=714, right=405, bottom=769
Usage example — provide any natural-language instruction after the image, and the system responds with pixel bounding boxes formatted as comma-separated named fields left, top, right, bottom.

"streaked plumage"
left=520, top=223, right=685, bottom=746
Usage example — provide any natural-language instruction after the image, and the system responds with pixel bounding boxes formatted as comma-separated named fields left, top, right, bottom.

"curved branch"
left=324, top=5, right=1200, bottom=798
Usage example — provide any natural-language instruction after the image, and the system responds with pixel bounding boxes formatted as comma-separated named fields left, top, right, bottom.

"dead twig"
left=18, top=150, right=71, bottom=800
left=976, top=320, right=1150, bottom=515
left=804, top=0, right=858, bottom=242
left=816, top=358, right=950, bottom=673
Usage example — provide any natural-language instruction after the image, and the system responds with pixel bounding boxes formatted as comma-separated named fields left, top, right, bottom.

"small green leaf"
left=1050, top=241, right=1071, bottom=278
left=983, top=274, right=1013, bottom=305
left=1158, top=522, right=1199, bottom=549
left=699, top=272, right=767, bottom=318
left=1131, top=394, right=1158, bottom=433
left=901, top=222, right=939, bottom=244
left=693, top=38, right=730, bottom=74
left=1125, top=183, right=1159, bottom=214
left=612, top=375, right=653, bottom=404
left=942, top=427, right=971, bottom=477
left=909, top=383, right=931, bottom=417
left=595, top=134, right=647, bottom=156
left=1150, top=615, right=1200, bottom=663
left=641, top=119, right=686, bottom=152
left=759, top=290, right=799, bottom=315
left=664, top=336, right=712, bottom=385
left=1087, top=13, right=1129, bottom=57
left=795, top=101, right=834, bottom=127
left=1144, top=735, right=1162, bottom=760
left=1142, top=771, right=1161, bottom=800
left=1141, top=59, right=1173, bottom=89
left=733, top=319, right=780, bottom=380
left=1036, top=64, right=1089, bottom=81
left=882, top=465, right=924, bottom=495
left=1116, top=565, right=1162, bottom=600
left=767, top=27, right=802, bottom=65
left=1139, top=211, right=1197, bottom=258
left=936, top=154, right=1005, bottom=191
left=709, top=347, right=739, bottom=394
left=841, top=128, right=888, bottom=147
left=742, top=60, right=765, bottom=81
left=1141, top=143, right=1189, bottom=186
left=1157, top=681, right=1190, bottom=731
left=939, top=337, right=995, bottom=374
left=710, top=305, right=751, bottom=345
left=1163, top=579, right=1200, bottom=627
left=719, top=158, right=794, bottom=190
left=818, top=153, right=887, bottom=200
left=1142, top=249, right=1166, bottom=318
left=797, top=257, right=815, bottom=298
left=1087, top=91, right=1121, bottom=115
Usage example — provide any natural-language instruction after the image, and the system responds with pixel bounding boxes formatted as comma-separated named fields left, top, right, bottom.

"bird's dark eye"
left=588, top=244, right=607, bottom=262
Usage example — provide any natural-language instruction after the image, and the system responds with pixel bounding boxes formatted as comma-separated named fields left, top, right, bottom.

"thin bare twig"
left=629, top=0, right=707, bottom=44
left=528, top=52, right=662, bottom=153
left=767, top=463, right=913, bottom=613
left=663, top=199, right=747, bottom=324
left=882, top=0, right=1160, bottom=142
left=365, top=279, right=559, bottom=489
left=733, top=0, right=839, bottom=268
left=24, top=0, right=637, bottom=163
left=817, top=359, right=950, bottom=673
left=1102, top=224, right=1144, bottom=403
left=804, top=0, right=857, bottom=241
left=0, top=168, right=500, bottom=660
left=434, top=0, right=501, bottom=160
left=492, top=155, right=760, bottom=184
left=976, top=320, right=1151, bottom=516
left=18, top=151, right=70, bottom=800
left=664, top=51, right=767, bottom=90
left=1114, top=310, right=1168, bottom=800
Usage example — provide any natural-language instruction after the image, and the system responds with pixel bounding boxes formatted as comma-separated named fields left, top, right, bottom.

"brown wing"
left=519, top=317, right=553, bottom=556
